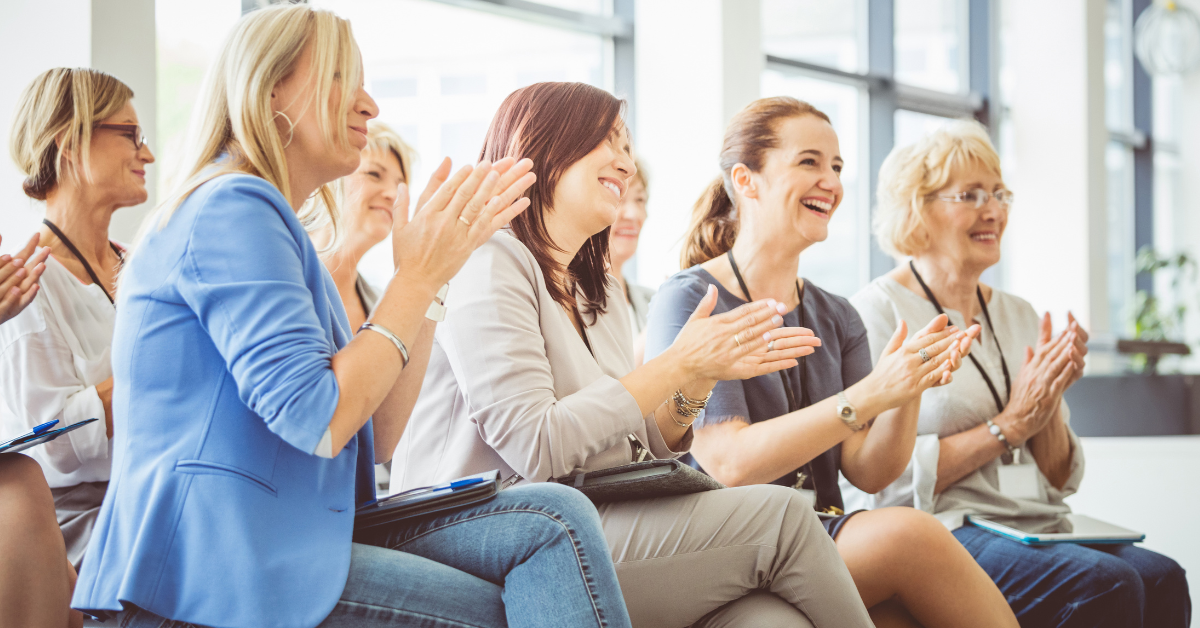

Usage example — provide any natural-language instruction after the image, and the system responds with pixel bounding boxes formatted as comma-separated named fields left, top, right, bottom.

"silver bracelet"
left=359, top=322, right=409, bottom=369
left=670, top=389, right=711, bottom=428
left=986, top=418, right=1016, bottom=455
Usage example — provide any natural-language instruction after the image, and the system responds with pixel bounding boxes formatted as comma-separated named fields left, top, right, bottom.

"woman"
left=2, top=67, right=154, bottom=569
left=850, top=119, right=1190, bottom=627
left=71, top=7, right=632, bottom=628
left=607, top=160, right=653, bottom=360
left=314, top=122, right=416, bottom=490
left=393, top=82, right=875, bottom=628
left=646, top=96, right=1015, bottom=628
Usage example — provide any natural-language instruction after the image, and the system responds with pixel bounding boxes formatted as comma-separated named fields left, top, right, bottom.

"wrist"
left=680, top=378, right=716, bottom=399
left=843, top=381, right=888, bottom=424
left=387, top=270, right=442, bottom=305
left=992, top=409, right=1028, bottom=446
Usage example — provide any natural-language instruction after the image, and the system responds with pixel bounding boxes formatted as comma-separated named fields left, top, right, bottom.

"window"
left=894, top=109, right=954, bottom=150
left=762, top=0, right=865, bottom=74
left=894, top=0, right=966, bottom=93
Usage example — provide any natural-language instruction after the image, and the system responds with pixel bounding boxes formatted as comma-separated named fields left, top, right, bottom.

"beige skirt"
left=50, top=480, right=108, bottom=569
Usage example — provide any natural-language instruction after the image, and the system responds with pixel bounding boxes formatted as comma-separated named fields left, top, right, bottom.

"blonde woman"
left=70, top=6, right=632, bottom=628
left=849, top=120, right=1190, bottom=627
left=2, top=67, right=154, bottom=568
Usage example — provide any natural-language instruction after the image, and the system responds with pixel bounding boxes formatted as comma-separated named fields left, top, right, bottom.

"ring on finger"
left=733, top=332, right=743, bottom=347
left=458, top=215, right=472, bottom=227
left=918, top=348, right=931, bottom=363
left=766, top=340, right=775, bottom=351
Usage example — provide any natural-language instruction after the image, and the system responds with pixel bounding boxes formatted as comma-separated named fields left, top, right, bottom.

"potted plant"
left=1119, top=246, right=1196, bottom=373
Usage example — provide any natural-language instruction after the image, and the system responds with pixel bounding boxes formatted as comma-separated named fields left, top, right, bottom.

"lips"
left=801, top=197, right=833, bottom=218
left=970, top=232, right=998, bottom=242
left=599, top=177, right=625, bottom=199
left=369, top=205, right=394, bottom=221
left=132, top=170, right=146, bottom=179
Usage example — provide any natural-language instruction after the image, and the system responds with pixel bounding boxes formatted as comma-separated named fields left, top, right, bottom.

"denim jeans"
left=954, top=526, right=1191, bottom=628
left=116, top=483, right=631, bottom=628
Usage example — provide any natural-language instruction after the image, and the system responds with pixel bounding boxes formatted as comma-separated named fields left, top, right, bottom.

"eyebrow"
left=609, top=127, right=633, bottom=156
left=796, top=149, right=843, bottom=163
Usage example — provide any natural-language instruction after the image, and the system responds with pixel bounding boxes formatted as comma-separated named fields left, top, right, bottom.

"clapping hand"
left=391, top=156, right=536, bottom=292
left=864, top=314, right=979, bottom=407
left=994, top=313, right=1077, bottom=444
left=0, top=232, right=50, bottom=325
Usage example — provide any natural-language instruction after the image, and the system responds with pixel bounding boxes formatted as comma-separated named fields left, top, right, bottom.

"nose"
left=140, top=142, right=155, bottom=164
left=357, top=86, right=379, bottom=121
left=382, top=184, right=397, bottom=205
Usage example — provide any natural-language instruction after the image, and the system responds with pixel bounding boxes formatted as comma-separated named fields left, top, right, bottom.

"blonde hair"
left=362, top=121, right=415, bottom=186
left=874, top=119, right=1003, bottom=259
left=144, top=4, right=362, bottom=245
left=9, top=68, right=133, bottom=200
left=681, top=96, right=831, bottom=269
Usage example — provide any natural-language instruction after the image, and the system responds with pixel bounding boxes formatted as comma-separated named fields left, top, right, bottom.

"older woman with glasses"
left=2, top=67, right=154, bottom=569
left=847, top=119, right=1190, bottom=628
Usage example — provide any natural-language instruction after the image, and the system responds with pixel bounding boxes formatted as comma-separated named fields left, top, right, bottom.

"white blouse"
left=843, top=276, right=1085, bottom=530
left=0, top=255, right=114, bottom=488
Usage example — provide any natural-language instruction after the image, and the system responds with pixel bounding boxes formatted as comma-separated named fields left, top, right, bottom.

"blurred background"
left=2, top=0, right=1198, bottom=614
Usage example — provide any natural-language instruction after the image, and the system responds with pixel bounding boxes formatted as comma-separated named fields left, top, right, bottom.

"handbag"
left=552, top=459, right=724, bottom=505
left=353, top=470, right=500, bottom=537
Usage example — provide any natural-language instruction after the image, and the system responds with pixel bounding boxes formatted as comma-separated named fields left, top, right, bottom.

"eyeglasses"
left=934, top=188, right=1014, bottom=209
left=95, top=124, right=146, bottom=151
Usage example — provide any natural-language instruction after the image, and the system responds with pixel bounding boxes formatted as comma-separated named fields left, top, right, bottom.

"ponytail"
left=680, top=176, right=739, bottom=268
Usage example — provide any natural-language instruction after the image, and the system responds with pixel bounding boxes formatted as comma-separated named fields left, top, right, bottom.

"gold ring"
left=733, top=332, right=742, bottom=347
left=458, top=215, right=472, bottom=227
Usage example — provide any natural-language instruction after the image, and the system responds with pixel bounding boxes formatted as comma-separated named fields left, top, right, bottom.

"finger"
left=14, top=283, right=40, bottom=311
left=446, top=160, right=494, bottom=221
left=1050, top=362, right=1075, bottom=396
left=473, top=168, right=536, bottom=235
left=490, top=158, right=535, bottom=202
left=392, top=183, right=411, bottom=227
left=1037, top=312, right=1053, bottom=346
left=739, top=308, right=788, bottom=350
left=0, top=266, right=27, bottom=295
left=744, top=358, right=800, bottom=379
left=28, top=245, right=50, bottom=267
left=15, top=232, right=40, bottom=262
left=912, top=313, right=950, bottom=338
left=459, top=167, right=502, bottom=226
left=1024, top=346, right=1034, bottom=367
left=712, top=299, right=783, bottom=327
left=908, top=324, right=960, bottom=351
left=0, top=258, right=17, bottom=285
left=685, top=285, right=719, bottom=324
left=414, top=158, right=453, bottom=213
left=882, top=320, right=907, bottom=356
left=922, top=331, right=967, bottom=360
left=483, top=196, right=532, bottom=237
left=0, top=286, right=20, bottom=315
left=762, top=326, right=817, bottom=339
left=764, top=334, right=823, bottom=351
left=17, top=263, right=45, bottom=292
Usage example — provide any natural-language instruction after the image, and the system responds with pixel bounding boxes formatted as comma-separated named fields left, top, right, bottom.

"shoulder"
left=657, top=267, right=714, bottom=303
left=804, top=281, right=859, bottom=322
left=988, top=287, right=1041, bottom=333
left=453, top=231, right=543, bottom=297
left=628, top=281, right=656, bottom=303
left=182, top=173, right=292, bottom=224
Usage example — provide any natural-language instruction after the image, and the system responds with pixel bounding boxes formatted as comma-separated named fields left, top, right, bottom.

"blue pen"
left=449, top=477, right=487, bottom=490
left=32, top=420, right=59, bottom=435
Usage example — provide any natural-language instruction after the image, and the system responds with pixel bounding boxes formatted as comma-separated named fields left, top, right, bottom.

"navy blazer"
left=72, top=174, right=375, bottom=628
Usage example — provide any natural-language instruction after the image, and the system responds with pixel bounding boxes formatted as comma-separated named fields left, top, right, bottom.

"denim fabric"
left=117, top=483, right=630, bottom=628
left=954, top=526, right=1191, bottom=628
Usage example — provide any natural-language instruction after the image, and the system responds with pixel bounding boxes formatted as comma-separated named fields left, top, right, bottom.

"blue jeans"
left=954, top=526, right=1191, bottom=628
left=116, top=483, right=631, bottom=628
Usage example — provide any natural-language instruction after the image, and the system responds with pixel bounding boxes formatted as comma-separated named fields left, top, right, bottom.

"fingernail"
left=772, top=315, right=783, bottom=325
left=763, top=332, right=772, bottom=341
left=775, top=303, right=787, bottom=314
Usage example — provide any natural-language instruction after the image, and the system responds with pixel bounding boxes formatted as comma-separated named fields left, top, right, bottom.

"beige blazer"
left=390, top=231, right=689, bottom=491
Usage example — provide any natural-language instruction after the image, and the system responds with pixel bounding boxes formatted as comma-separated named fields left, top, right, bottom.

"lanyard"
left=725, top=252, right=828, bottom=499
left=42, top=219, right=123, bottom=306
left=908, top=260, right=1010, bottom=413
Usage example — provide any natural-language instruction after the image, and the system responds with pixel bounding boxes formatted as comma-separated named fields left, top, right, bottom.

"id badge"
left=997, top=463, right=1040, bottom=499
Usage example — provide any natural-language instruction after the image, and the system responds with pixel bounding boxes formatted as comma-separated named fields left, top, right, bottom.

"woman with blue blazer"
left=70, top=6, right=632, bottom=628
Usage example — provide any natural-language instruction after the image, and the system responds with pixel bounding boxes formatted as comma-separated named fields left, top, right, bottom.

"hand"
left=95, top=376, right=115, bottom=439
left=0, top=232, right=50, bottom=325
left=994, top=315, right=1077, bottom=444
left=860, top=314, right=972, bottom=408
left=1062, top=311, right=1088, bottom=388
left=667, top=286, right=816, bottom=382
left=391, top=156, right=536, bottom=293
left=931, top=320, right=981, bottom=387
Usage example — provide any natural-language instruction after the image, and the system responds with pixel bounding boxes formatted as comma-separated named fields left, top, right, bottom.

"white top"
left=0, top=256, right=113, bottom=488
left=843, top=276, right=1086, bottom=530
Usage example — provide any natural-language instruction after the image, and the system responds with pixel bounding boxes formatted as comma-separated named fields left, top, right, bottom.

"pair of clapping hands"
left=0, top=233, right=50, bottom=325
left=995, top=312, right=1088, bottom=445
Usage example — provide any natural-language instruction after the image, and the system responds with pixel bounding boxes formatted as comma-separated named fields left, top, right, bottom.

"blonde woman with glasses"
left=70, top=6, right=633, bottom=628
left=3, top=67, right=152, bottom=571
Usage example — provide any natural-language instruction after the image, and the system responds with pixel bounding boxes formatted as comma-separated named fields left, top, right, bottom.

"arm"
left=370, top=319, right=435, bottom=462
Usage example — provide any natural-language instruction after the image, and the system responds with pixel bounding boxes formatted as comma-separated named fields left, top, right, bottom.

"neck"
left=542, top=206, right=593, bottom=292
left=42, top=185, right=115, bottom=260
left=318, top=232, right=372, bottom=290
left=911, top=255, right=986, bottom=319
left=726, top=216, right=811, bottom=304
left=283, top=152, right=323, bottom=212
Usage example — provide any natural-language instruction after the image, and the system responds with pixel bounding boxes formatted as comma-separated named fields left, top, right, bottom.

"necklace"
left=42, top=218, right=123, bottom=306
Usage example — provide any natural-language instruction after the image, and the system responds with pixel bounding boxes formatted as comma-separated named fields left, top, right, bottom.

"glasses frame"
left=95, top=123, right=146, bottom=151
left=933, top=188, right=1014, bottom=209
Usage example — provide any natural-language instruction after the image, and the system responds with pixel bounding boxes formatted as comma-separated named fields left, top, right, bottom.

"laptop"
left=966, top=513, right=1145, bottom=545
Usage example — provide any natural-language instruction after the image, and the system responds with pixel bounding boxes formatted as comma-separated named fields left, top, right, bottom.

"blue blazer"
left=72, top=174, right=376, bottom=628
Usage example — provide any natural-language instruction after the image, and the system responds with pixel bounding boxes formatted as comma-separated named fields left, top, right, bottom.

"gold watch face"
left=840, top=407, right=852, bottom=418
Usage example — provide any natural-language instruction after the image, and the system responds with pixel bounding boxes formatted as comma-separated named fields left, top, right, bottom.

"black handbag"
left=552, top=459, right=724, bottom=505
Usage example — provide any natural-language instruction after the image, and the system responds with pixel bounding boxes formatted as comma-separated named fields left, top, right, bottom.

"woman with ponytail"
left=646, top=96, right=1019, bottom=627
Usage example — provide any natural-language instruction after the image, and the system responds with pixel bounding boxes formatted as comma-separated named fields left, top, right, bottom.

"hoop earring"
left=273, top=110, right=295, bottom=148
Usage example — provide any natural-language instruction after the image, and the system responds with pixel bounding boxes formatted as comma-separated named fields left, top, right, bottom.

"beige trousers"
left=598, top=484, right=871, bottom=628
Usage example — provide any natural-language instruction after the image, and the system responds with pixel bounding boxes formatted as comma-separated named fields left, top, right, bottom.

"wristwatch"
left=425, top=284, right=449, bottom=322
left=836, top=391, right=863, bottom=432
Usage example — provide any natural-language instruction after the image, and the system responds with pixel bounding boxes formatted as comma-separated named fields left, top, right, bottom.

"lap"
left=690, top=590, right=813, bottom=628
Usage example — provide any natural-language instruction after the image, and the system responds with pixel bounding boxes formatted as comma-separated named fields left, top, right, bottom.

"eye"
left=366, top=170, right=381, bottom=179
left=799, top=158, right=817, bottom=166
left=832, top=164, right=843, bottom=174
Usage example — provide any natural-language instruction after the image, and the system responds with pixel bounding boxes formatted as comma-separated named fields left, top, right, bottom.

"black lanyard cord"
left=908, top=260, right=1010, bottom=413
left=42, top=219, right=123, bottom=306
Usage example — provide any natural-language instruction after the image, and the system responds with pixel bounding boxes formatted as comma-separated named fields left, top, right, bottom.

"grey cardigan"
left=390, top=231, right=689, bottom=491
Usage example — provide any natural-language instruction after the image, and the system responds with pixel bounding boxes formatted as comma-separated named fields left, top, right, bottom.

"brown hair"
left=10, top=68, right=133, bottom=200
left=680, top=96, right=831, bottom=269
left=480, top=82, right=625, bottom=320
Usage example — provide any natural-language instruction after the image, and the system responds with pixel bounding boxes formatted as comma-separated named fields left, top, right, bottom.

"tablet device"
left=966, top=514, right=1145, bottom=545
left=0, top=418, right=101, bottom=455
left=354, top=470, right=501, bottom=535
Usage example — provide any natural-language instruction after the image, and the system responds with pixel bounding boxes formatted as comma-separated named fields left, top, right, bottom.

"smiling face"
left=341, top=147, right=403, bottom=249
left=552, top=123, right=637, bottom=242
left=68, top=101, right=155, bottom=209
left=271, top=41, right=378, bottom=186
left=608, top=176, right=646, bottom=271
left=747, top=114, right=844, bottom=246
left=921, top=159, right=1008, bottom=271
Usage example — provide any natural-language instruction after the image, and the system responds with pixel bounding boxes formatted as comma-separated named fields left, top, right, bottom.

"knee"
left=873, top=508, right=957, bottom=558
left=1139, top=551, right=1189, bottom=599
left=1088, top=553, right=1146, bottom=609
left=516, top=482, right=602, bottom=530
left=0, top=454, right=50, bottom=507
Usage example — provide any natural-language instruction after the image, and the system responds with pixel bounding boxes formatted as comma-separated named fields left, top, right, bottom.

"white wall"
left=633, top=0, right=763, bottom=287
left=0, top=0, right=156, bottom=254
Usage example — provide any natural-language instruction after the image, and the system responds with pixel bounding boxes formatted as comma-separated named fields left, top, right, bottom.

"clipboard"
left=353, top=470, right=501, bottom=537
left=0, top=418, right=101, bottom=454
